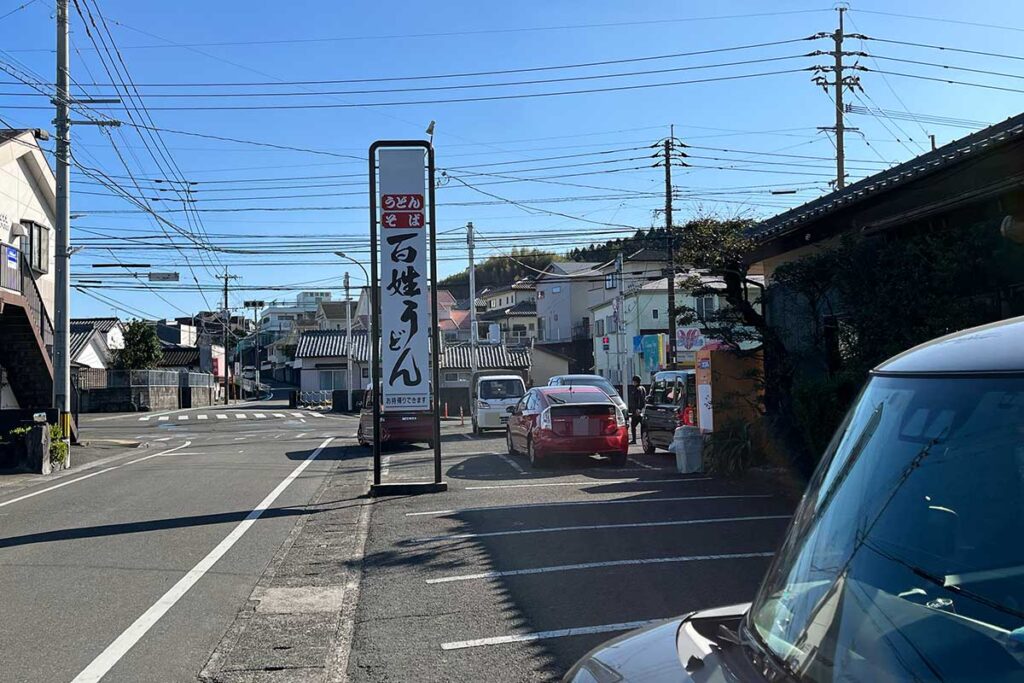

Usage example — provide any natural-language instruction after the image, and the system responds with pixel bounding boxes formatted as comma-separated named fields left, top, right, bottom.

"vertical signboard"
left=378, top=149, right=430, bottom=412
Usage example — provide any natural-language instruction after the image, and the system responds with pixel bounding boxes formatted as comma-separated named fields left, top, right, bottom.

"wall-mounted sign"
left=378, top=149, right=429, bottom=412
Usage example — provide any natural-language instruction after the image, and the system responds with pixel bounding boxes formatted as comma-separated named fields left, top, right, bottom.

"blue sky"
left=3, top=0, right=1024, bottom=319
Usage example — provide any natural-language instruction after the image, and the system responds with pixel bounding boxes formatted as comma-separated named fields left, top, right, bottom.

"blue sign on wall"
left=641, top=335, right=661, bottom=373
left=632, top=335, right=642, bottom=353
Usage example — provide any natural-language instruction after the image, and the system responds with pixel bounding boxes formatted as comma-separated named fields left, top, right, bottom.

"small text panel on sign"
left=382, top=211, right=425, bottom=229
left=382, top=194, right=423, bottom=210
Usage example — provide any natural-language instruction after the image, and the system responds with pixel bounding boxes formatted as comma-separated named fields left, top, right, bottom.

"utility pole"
left=615, top=252, right=625, bottom=401
left=53, top=0, right=71, bottom=435
left=813, top=7, right=863, bottom=190
left=344, top=271, right=354, bottom=412
left=663, top=135, right=677, bottom=370
left=467, top=222, right=478, bottom=379
left=244, top=299, right=265, bottom=400
left=218, top=270, right=239, bottom=405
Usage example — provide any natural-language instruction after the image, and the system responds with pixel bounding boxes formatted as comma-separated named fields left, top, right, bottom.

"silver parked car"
left=547, top=374, right=627, bottom=419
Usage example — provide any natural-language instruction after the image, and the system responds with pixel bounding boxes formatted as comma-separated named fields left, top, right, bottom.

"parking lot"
left=346, top=427, right=795, bottom=682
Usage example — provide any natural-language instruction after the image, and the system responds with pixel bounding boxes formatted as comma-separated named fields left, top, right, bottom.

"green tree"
left=115, top=320, right=163, bottom=369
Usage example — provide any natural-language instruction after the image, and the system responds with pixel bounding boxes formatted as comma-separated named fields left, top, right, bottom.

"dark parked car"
left=506, top=385, right=628, bottom=467
left=640, top=369, right=697, bottom=454
left=565, top=316, right=1024, bottom=682
left=355, top=387, right=433, bottom=447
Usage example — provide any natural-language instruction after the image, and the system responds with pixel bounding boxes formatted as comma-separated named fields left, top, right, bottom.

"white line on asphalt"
left=233, top=437, right=245, bottom=441
left=628, top=456, right=657, bottom=470
left=254, top=413, right=267, bottom=419
left=157, top=416, right=168, bottom=422
left=216, top=414, right=227, bottom=420
left=70, top=437, right=335, bottom=683
left=290, top=412, right=304, bottom=417
left=139, top=416, right=151, bottom=422
left=406, top=494, right=773, bottom=517
left=382, top=456, right=391, bottom=476
left=236, top=414, right=247, bottom=419
left=154, top=436, right=171, bottom=442
left=309, top=412, right=325, bottom=419
left=177, top=415, right=189, bottom=421
left=465, top=477, right=710, bottom=490
left=0, top=441, right=192, bottom=510
left=496, top=453, right=526, bottom=475
left=295, top=432, right=307, bottom=439
left=461, top=433, right=474, bottom=440
left=273, top=413, right=285, bottom=418
left=197, top=414, right=208, bottom=421
left=411, top=515, right=790, bottom=543
left=428, top=551, right=775, bottom=584
left=273, top=434, right=283, bottom=439
left=441, top=619, right=660, bottom=650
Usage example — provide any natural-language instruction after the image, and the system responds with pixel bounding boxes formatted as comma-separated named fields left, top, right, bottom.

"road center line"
left=406, top=494, right=772, bottom=517
left=427, top=551, right=775, bottom=584
left=410, top=514, right=790, bottom=543
left=465, top=477, right=709, bottom=490
left=496, top=453, right=526, bottom=476
left=70, top=437, right=334, bottom=683
left=0, top=441, right=192, bottom=510
left=441, top=619, right=660, bottom=651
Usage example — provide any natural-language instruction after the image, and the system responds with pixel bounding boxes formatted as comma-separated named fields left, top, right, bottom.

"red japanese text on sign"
left=381, top=194, right=424, bottom=211
left=381, top=211, right=425, bottom=229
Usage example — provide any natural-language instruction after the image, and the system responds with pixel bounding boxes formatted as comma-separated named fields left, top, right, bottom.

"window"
left=605, top=315, right=616, bottom=334
left=318, top=369, right=345, bottom=390
left=444, top=331, right=458, bottom=342
left=528, top=322, right=535, bottom=331
left=695, top=295, right=718, bottom=320
left=595, top=318, right=605, bottom=336
left=604, top=273, right=618, bottom=289
left=538, top=289, right=545, bottom=299
left=444, top=372, right=461, bottom=382
left=24, top=221, right=49, bottom=274
left=361, top=367, right=369, bottom=379
left=551, top=286, right=561, bottom=294
left=652, top=309, right=659, bottom=319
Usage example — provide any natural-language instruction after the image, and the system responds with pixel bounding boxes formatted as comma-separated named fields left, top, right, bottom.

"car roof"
left=551, top=374, right=606, bottom=380
left=478, top=375, right=523, bottom=381
left=874, top=315, right=1024, bottom=375
left=537, top=385, right=606, bottom=394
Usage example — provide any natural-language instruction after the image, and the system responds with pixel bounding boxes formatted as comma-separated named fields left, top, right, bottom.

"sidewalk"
left=0, top=439, right=144, bottom=494
left=200, top=448, right=373, bottom=683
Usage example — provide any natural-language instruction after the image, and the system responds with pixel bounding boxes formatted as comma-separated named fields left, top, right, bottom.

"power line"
left=855, top=9, right=1024, bottom=34
left=868, top=36, right=1024, bottom=63
left=869, top=68, right=1024, bottom=95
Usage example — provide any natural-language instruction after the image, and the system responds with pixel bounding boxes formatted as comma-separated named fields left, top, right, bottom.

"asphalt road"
left=346, top=430, right=795, bottom=682
left=0, top=399, right=359, bottom=683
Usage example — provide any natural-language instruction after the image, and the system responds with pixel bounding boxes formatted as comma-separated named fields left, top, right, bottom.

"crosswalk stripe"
left=254, top=413, right=267, bottom=419
left=197, top=415, right=208, bottom=420
left=290, top=412, right=303, bottom=417
left=236, top=414, right=247, bottom=419
left=273, top=413, right=285, bottom=418
left=177, top=415, right=188, bottom=421
left=216, top=414, right=227, bottom=420
left=309, top=412, right=325, bottom=419
left=139, top=416, right=151, bottom=422
left=158, top=416, right=168, bottom=422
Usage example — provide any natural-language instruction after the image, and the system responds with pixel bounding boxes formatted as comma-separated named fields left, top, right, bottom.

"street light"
left=335, top=251, right=369, bottom=412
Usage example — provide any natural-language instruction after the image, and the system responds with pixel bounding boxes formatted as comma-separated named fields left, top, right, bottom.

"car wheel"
left=527, top=437, right=545, bottom=468
left=506, top=428, right=518, bottom=455
left=641, top=429, right=656, bottom=455
left=609, top=452, right=628, bottom=467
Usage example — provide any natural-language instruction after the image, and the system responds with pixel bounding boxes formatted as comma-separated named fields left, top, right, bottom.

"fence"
left=73, top=368, right=218, bottom=413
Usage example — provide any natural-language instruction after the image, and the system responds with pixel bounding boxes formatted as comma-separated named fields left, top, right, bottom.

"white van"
left=471, top=374, right=527, bottom=434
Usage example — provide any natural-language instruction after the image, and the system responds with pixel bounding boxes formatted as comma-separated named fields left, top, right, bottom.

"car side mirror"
left=506, top=406, right=515, bottom=414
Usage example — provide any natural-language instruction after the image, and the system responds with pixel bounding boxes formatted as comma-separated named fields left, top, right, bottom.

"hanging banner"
left=378, top=148, right=430, bottom=412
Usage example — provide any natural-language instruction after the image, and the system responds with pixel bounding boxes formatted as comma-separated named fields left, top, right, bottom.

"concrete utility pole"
left=53, top=0, right=71, bottom=431
left=218, top=270, right=239, bottom=405
left=467, top=222, right=478, bottom=378
left=344, top=271, right=354, bottom=412
left=615, top=252, right=625, bottom=401
left=832, top=7, right=847, bottom=189
left=243, top=299, right=265, bottom=399
left=663, top=136, right=677, bottom=370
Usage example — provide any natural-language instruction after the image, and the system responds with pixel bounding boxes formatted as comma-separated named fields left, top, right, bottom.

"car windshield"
left=545, top=389, right=611, bottom=405
left=480, top=379, right=525, bottom=400
left=561, top=377, right=617, bottom=397
left=749, top=375, right=1024, bottom=682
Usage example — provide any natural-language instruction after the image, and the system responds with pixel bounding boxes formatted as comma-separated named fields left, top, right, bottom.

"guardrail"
left=296, top=390, right=332, bottom=410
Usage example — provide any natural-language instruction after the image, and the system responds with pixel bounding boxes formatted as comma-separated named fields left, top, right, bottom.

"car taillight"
left=615, top=409, right=625, bottom=427
left=602, top=416, right=618, bottom=435
left=539, top=407, right=552, bottom=430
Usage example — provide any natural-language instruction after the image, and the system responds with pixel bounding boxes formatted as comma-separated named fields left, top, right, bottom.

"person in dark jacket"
left=626, top=375, right=647, bottom=444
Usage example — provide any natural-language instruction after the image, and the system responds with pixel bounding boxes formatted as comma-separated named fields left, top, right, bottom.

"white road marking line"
left=157, top=416, right=168, bottom=422
left=309, top=412, right=325, bottom=419
left=273, top=434, right=283, bottom=439
left=177, top=415, right=189, bottom=421
left=236, top=414, right=247, bottom=419
left=70, top=437, right=334, bottom=683
left=295, top=432, right=308, bottom=439
left=273, top=413, right=286, bottom=418
left=465, top=477, right=710, bottom=490
left=233, top=437, right=246, bottom=441
left=382, top=456, right=391, bottom=476
left=496, top=453, right=526, bottom=475
left=254, top=413, right=267, bottom=419
left=406, top=494, right=772, bottom=517
left=461, top=433, right=474, bottom=440
left=441, top=619, right=659, bottom=651
left=628, top=456, right=657, bottom=470
left=197, top=414, right=208, bottom=421
left=0, top=441, right=192, bottom=510
left=290, top=412, right=304, bottom=417
left=216, top=414, right=227, bottom=420
left=138, top=416, right=151, bottom=422
left=428, top=551, right=775, bottom=584
left=411, top=515, right=790, bottom=543
left=154, top=436, right=172, bottom=442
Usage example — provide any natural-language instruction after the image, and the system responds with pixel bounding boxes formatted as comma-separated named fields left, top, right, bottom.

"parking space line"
left=406, top=494, right=772, bottom=517
left=427, top=551, right=774, bottom=584
left=496, top=453, right=526, bottom=475
left=465, top=477, right=709, bottom=490
left=411, top=514, right=790, bottom=543
left=441, top=619, right=658, bottom=651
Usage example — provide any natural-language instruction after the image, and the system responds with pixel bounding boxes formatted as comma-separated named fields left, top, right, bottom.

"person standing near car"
left=627, top=375, right=647, bottom=444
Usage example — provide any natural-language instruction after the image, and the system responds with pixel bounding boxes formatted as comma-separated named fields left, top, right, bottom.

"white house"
left=71, top=317, right=124, bottom=351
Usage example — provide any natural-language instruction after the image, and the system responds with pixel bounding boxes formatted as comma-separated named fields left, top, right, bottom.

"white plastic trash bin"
left=671, top=426, right=703, bottom=474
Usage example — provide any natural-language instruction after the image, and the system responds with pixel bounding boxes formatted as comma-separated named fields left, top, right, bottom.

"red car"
left=356, top=387, right=434, bottom=448
left=505, top=385, right=628, bottom=468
